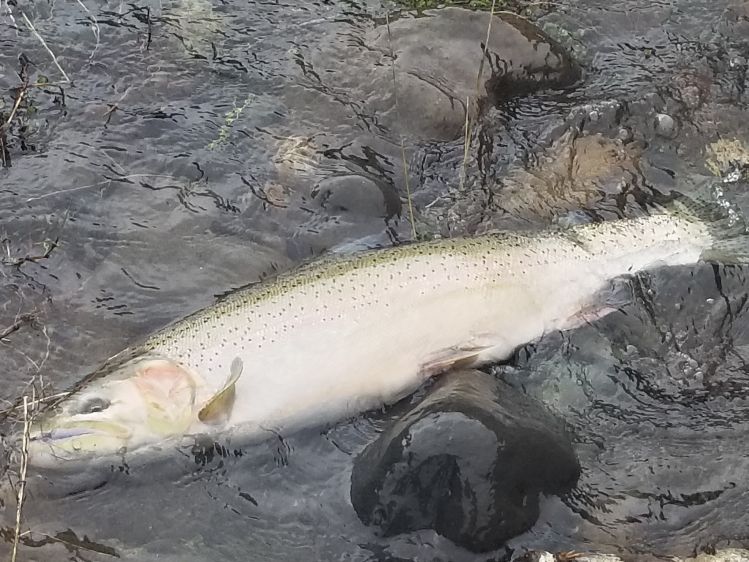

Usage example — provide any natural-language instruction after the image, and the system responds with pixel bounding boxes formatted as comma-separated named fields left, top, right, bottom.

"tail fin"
left=659, top=190, right=749, bottom=264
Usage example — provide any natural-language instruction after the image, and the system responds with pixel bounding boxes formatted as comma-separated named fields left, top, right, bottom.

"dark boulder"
left=350, top=370, right=580, bottom=552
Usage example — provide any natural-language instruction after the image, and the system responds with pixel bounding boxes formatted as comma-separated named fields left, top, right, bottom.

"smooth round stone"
left=729, top=54, right=747, bottom=69
left=350, top=370, right=580, bottom=553
left=655, top=113, right=676, bottom=138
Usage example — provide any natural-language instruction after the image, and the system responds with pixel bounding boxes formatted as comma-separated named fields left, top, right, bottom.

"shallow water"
left=1, top=0, right=748, bottom=560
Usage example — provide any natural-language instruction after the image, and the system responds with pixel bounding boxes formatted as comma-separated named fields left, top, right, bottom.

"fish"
left=26, top=194, right=749, bottom=468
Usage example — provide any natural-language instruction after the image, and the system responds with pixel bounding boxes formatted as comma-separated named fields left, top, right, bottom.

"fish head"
left=28, top=354, right=200, bottom=468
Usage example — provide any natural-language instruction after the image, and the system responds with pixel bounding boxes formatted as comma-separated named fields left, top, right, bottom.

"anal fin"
left=562, top=305, right=619, bottom=330
left=561, top=278, right=632, bottom=331
left=419, top=345, right=488, bottom=378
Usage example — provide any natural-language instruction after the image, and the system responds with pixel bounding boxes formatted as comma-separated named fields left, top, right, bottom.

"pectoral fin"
left=198, top=357, right=243, bottom=424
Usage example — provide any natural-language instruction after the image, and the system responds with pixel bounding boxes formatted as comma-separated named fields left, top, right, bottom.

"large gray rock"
left=287, top=7, right=580, bottom=145
left=350, top=370, right=580, bottom=552
left=366, top=8, right=581, bottom=140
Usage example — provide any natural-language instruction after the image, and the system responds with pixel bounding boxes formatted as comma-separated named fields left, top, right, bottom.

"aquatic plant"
left=207, top=95, right=254, bottom=150
left=0, top=57, right=66, bottom=169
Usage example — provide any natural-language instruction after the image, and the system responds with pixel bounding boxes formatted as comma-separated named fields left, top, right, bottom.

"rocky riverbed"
left=1, top=1, right=748, bottom=561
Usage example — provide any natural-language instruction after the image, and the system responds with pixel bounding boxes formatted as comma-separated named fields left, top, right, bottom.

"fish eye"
left=77, top=397, right=111, bottom=414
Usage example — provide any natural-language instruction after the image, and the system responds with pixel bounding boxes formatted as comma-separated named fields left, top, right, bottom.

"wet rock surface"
left=263, top=6, right=585, bottom=244
left=420, top=127, right=644, bottom=236
left=350, top=370, right=580, bottom=552
left=313, top=174, right=389, bottom=217
left=288, top=7, right=580, bottom=147
left=365, top=8, right=580, bottom=141
left=493, top=131, right=641, bottom=226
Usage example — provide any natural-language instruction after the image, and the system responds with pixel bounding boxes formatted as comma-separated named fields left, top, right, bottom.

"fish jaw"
left=28, top=419, right=134, bottom=468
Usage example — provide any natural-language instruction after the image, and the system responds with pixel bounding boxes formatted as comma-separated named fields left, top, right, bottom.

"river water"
left=1, top=0, right=748, bottom=560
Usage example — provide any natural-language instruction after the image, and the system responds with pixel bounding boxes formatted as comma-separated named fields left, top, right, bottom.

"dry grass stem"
left=0, top=391, right=70, bottom=417
left=475, top=0, right=498, bottom=95
left=0, top=314, right=35, bottom=341
left=11, top=394, right=33, bottom=562
left=103, top=86, right=133, bottom=126
left=21, top=12, right=71, bottom=83
left=459, top=0, right=497, bottom=191
left=459, top=95, right=471, bottom=191
left=385, top=12, right=418, bottom=240
left=4, top=90, right=27, bottom=128
left=25, top=173, right=182, bottom=202
left=36, top=323, right=52, bottom=374
left=1, top=239, right=57, bottom=267
left=74, top=0, right=101, bottom=63
left=3, top=0, right=18, bottom=31
left=24, top=179, right=113, bottom=203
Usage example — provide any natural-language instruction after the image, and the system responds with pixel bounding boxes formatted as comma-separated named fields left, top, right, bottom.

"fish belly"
left=216, top=279, right=559, bottom=438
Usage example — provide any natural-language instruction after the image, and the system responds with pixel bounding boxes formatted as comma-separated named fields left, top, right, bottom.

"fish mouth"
left=32, top=426, right=97, bottom=442
left=30, top=419, right=132, bottom=441
left=27, top=420, right=134, bottom=465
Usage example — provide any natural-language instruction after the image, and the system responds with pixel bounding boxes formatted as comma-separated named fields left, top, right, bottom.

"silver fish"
left=27, top=195, right=748, bottom=467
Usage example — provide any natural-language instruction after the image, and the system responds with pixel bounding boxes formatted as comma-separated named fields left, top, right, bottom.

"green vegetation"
left=0, top=56, right=65, bottom=169
left=207, top=94, right=253, bottom=150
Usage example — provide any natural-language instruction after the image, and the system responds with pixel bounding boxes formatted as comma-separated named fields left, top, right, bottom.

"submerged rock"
left=366, top=7, right=580, bottom=140
left=421, top=130, right=642, bottom=236
left=350, top=370, right=580, bottom=553
left=655, top=112, right=677, bottom=138
left=314, top=174, right=390, bottom=218
left=493, top=132, right=641, bottom=225
left=705, top=138, right=749, bottom=178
